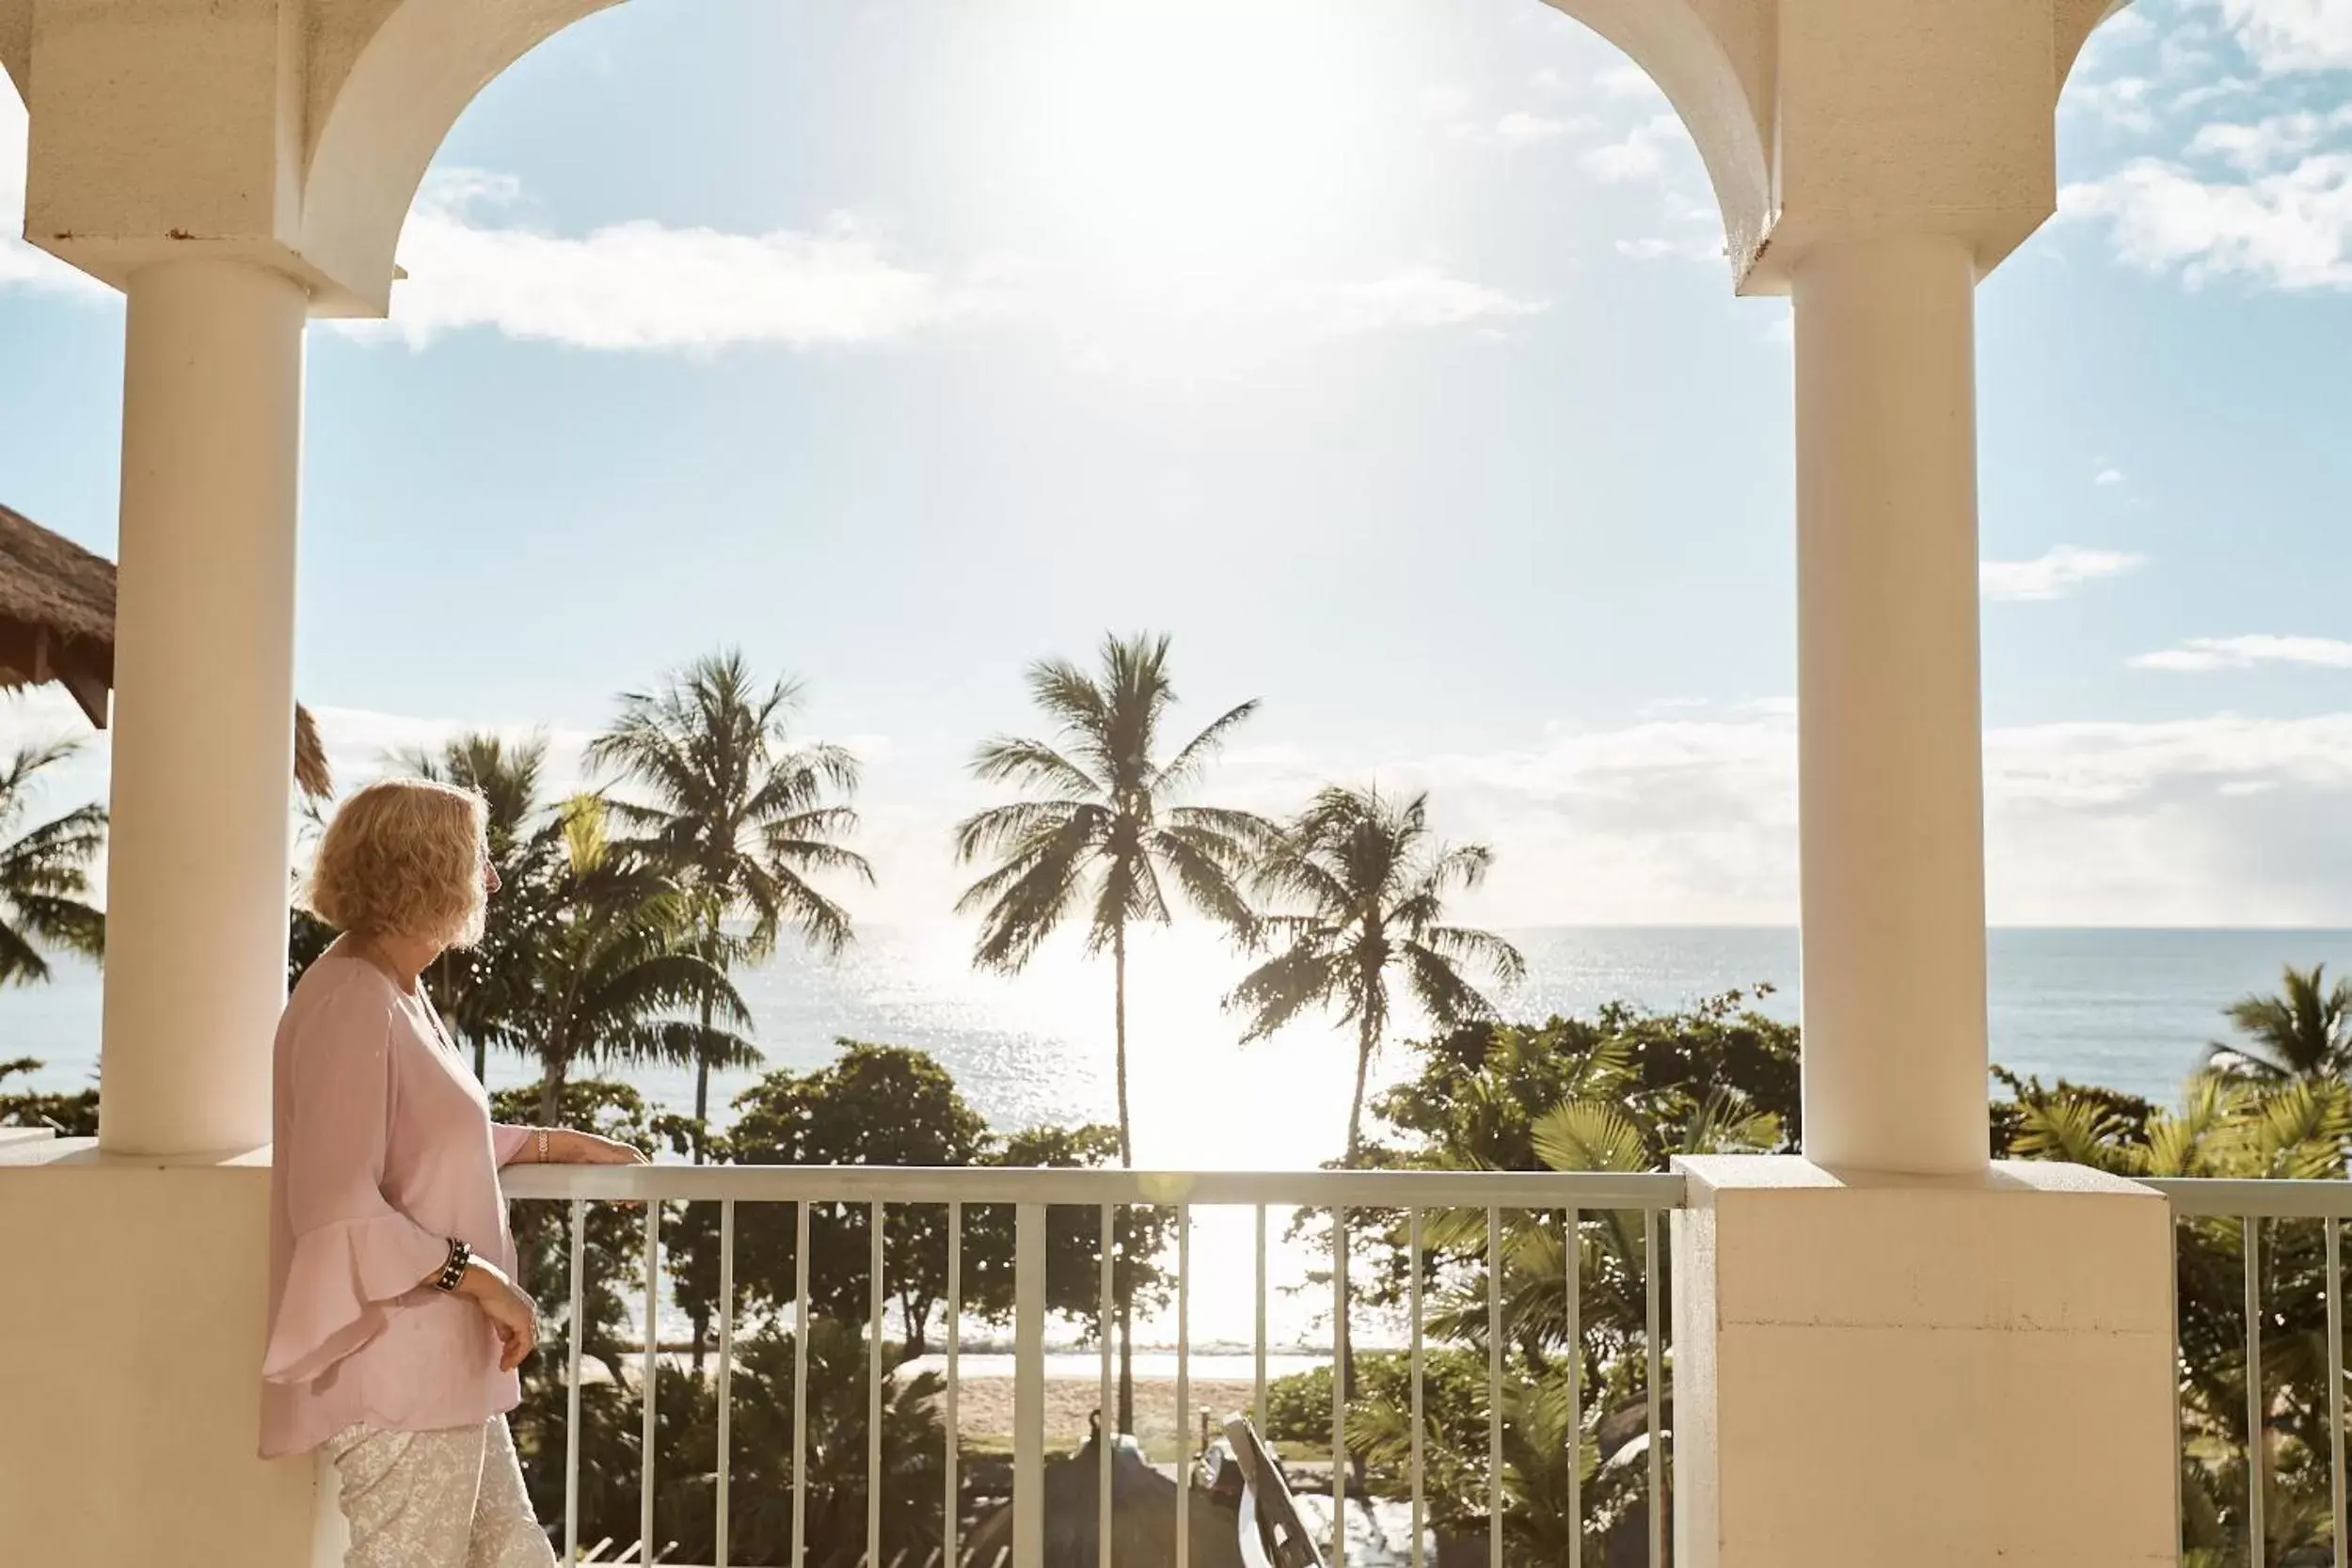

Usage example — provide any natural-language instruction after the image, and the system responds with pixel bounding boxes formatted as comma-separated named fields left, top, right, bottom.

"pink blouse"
left=258, top=951, right=536, bottom=1459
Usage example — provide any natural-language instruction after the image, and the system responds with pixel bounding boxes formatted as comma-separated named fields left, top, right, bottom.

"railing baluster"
left=1645, top=1206, right=1662, bottom=1568
left=2248, top=1213, right=2266, bottom=1568
left=1014, top=1203, right=1046, bottom=1568
left=947, top=1201, right=962, bottom=1568
left=1254, top=1203, right=1268, bottom=1434
left=718, top=1198, right=737, bottom=1568
left=871, top=1200, right=886, bottom=1568
left=1099, top=1202, right=1114, bottom=1568
left=1567, top=1205, right=1581, bottom=1568
left=1176, top=1203, right=1191, bottom=1568
left=1333, top=1204, right=1349, bottom=1568
left=2171, top=1216, right=2185, bottom=1566
left=565, top=1196, right=585, bottom=1567
left=1409, top=1208, right=1424, bottom=1568
left=1487, top=1206, right=1502, bottom=1568
left=794, top=1199, right=812, bottom=1568
left=2328, top=1216, right=2345, bottom=1567
left=641, top=1199, right=660, bottom=1567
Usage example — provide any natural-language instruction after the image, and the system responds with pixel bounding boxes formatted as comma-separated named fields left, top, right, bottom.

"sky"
left=2, top=0, right=2351, bottom=930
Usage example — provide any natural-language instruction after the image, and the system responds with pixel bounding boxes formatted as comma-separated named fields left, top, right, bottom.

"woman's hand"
left=551, top=1130, right=651, bottom=1166
left=454, top=1259, right=539, bottom=1371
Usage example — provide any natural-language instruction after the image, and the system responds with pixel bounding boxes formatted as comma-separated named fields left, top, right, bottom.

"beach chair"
left=1218, top=1415, right=1325, bottom=1568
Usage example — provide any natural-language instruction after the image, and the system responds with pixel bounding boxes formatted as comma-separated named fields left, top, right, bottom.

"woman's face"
left=450, top=836, right=498, bottom=949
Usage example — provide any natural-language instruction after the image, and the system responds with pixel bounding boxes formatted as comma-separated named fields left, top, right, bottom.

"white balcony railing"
left=2143, top=1179, right=2352, bottom=1568
left=498, top=1164, right=1687, bottom=1568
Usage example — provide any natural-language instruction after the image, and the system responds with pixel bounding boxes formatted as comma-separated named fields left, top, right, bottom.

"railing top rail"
left=501, top=1163, right=1688, bottom=1209
left=2143, top=1178, right=2352, bottom=1219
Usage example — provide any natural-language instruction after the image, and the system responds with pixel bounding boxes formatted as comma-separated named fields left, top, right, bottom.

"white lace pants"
left=326, top=1416, right=556, bottom=1568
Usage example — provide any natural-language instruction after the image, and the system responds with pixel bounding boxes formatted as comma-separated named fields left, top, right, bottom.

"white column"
left=99, top=258, right=307, bottom=1156
left=1792, top=234, right=1989, bottom=1177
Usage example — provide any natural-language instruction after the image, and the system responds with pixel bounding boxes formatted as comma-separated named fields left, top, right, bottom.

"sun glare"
left=1003, top=1, right=1385, bottom=278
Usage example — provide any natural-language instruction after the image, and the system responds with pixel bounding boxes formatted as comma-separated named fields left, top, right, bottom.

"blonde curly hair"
left=309, top=777, right=490, bottom=947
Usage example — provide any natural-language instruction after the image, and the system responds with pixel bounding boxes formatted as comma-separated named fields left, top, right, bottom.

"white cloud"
left=2095, top=467, right=2127, bottom=486
left=2069, top=75, right=2161, bottom=134
left=2175, top=75, right=2263, bottom=111
left=1215, top=708, right=2352, bottom=927
left=1581, top=114, right=1686, bottom=183
left=2187, top=106, right=2352, bottom=171
left=2061, top=152, right=2352, bottom=290
left=1982, top=712, right=2352, bottom=924
left=30, top=689, right=2352, bottom=927
left=2131, top=634, right=2352, bottom=671
left=349, top=171, right=965, bottom=352
left=1492, top=111, right=1575, bottom=146
left=2216, top=0, right=2352, bottom=71
left=1594, top=63, right=1664, bottom=103
left=1981, top=546, right=2148, bottom=601
left=1305, top=267, right=1548, bottom=334
left=1616, top=233, right=1720, bottom=264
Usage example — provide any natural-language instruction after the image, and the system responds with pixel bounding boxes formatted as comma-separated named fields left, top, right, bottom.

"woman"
left=260, top=777, right=648, bottom=1567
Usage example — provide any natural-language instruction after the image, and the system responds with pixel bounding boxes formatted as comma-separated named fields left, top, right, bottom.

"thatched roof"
left=0, top=501, right=332, bottom=799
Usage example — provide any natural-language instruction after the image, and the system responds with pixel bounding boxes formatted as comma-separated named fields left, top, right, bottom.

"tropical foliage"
left=392, top=732, right=560, bottom=1078
left=0, top=1054, right=96, bottom=1134
left=0, top=738, right=104, bottom=987
left=665, top=1041, right=1174, bottom=1358
left=493, top=1051, right=1163, bottom=1567
left=589, top=650, right=871, bottom=1149
left=954, top=631, right=1271, bottom=1165
left=2206, top=962, right=2352, bottom=1084
left=503, top=795, right=759, bottom=1123
left=1226, top=783, right=1525, bottom=1164
left=22, top=639, right=2352, bottom=1568
left=952, top=630, right=1272, bottom=1432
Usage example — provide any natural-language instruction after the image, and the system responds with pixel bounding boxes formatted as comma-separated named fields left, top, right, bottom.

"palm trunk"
left=689, top=1004, right=714, bottom=1377
left=1344, top=1016, right=1375, bottom=1167
left=690, top=921, right=717, bottom=1375
left=691, top=999, right=713, bottom=1163
left=472, top=1036, right=486, bottom=1084
left=1114, top=924, right=1136, bottom=1437
left=1338, top=1016, right=1377, bottom=1413
left=538, top=1044, right=565, bottom=1126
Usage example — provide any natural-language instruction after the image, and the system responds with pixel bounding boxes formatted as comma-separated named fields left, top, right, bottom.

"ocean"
left=10, top=924, right=2349, bottom=1345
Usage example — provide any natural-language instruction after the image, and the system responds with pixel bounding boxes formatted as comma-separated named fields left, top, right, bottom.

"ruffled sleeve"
left=262, top=975, right=452, bottom=1385
left=491, top=1124, right=536, bottom=1167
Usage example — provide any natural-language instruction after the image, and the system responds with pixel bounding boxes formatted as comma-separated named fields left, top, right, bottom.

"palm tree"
left=952, top=630, right=1272, bottom=1431
left=515, top=797, right=760, bottom=1125
left=1226, top=784, right=1525, bottom=1164
left=588, top=651, right=872, bottom=1157
left=393, top=732, right=554, bottom=1079
left=0, top=740, right=105, bottom=986
left=2208, top=963, right=2352, bottom=1084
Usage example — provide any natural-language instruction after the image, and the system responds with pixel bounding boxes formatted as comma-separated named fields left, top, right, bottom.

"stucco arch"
left=2057, top=0, right=2142, bottom=101
left=302, top=0, right=1779, bottom=315
left=1539, top=0, right=1774, bottom=280
left=300, top=0, right=621, bottom=316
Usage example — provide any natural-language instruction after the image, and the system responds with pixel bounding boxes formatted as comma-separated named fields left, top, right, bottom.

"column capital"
left=1742, top=0, right=2071, bottom=293
left=13, top=0, right=611, bottom=317
left=1548, top=0, right=2141, bottom=296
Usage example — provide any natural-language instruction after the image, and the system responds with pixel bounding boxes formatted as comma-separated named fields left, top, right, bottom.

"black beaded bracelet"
left=434, top=1237, right=472, bottom=1293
